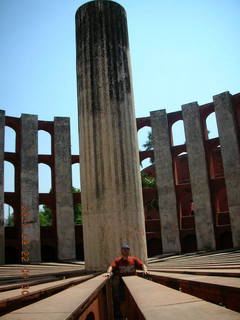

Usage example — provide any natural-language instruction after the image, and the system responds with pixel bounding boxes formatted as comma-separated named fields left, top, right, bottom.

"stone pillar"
left=76, top=1, right=147, bottom=270
left=20, top=114, right=41, bottom=262
left=54, top=117, right=76, bottom=260
left=150, top=110, right=181, bottom=254
left=213, top=92, right=240, bottom=247
left=182, top=103, right=216, bottom=250
left=0, top=110, right=5, bottom=264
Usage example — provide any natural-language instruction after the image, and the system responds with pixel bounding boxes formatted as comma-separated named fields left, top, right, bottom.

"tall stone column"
left=213, top=92, right=240, bottom=247
left=76, top=1, right=147, bottom=270
left=0, top=110, right=5, bottom=264
left=54, top=117, right=76, bottom=260
left=20, top=114, right=41, bottom=262
left=182, top=103, right=216, bottom=251
left=150, top=110, right=181, bottom=254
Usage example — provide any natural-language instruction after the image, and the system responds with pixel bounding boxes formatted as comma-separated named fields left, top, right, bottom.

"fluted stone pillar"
left=213, top=92, right=240, bottom=247
left=76, top=1, right=147, bottom=270
left=182, top=103, right=216, bottom=251
left=54, top=117, right=76, bottom=260
left=150, top=110, right=181, bottom=254
left=0, top=110, right=5, bottom=264
left=20, top=114, right=41, bottom=262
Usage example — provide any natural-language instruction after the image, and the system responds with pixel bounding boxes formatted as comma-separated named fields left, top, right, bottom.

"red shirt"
left=111, top=256, right=144, bottom=276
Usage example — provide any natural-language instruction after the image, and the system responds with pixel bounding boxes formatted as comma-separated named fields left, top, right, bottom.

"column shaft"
left=76, top=1, right=147, bottom=270
left=150, top=110, right=181, bottom=253
left=213, top=92, right=240, bottom=247
left=54, top=117, right=76, bottom=260
left=0, top=110, right=5, bottom=264
left=182, top=103, right=216, bottom=250
left=20, top=114, right=41, bottom=262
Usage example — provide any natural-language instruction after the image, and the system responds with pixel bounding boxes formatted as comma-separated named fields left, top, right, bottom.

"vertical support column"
left=182, top=102, right=216, bottom=250
left=150, top=110, right=181, bottom=253
left=54, top=117, right=76, bottom=260
left=76, top=1, right=147, bottom=270
left=0, top=110, right=5, bottom=264
left=20, top=114, right=41, bottom=262
left=213, top=91, right=240, bottom=247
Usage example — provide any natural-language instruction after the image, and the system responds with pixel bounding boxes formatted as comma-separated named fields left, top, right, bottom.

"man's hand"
left=104, top=271, right=112, bottom=277
left=142, top=264, right=148, bottom=276
left=104, top=266, right=113, bottom=277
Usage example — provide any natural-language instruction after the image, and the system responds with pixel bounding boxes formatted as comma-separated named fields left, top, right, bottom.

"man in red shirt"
left=106, top=244, right=148, bottom=276
left=106, top=245, right=148, bottom=319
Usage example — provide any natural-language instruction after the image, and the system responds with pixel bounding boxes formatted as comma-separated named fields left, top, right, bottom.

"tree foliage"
left=142, top=132, right=153, bottom=151
left=39, top=205, right=52, bottom=226
left=141, top=173, right=156, bottom=188
left=4, top=208, right=14, bottom=226
left=39, top=187, right=82, bottom=226
left=142, top=131, right=154, bottom=163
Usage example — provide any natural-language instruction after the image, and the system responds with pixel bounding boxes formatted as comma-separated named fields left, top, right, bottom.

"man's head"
left=121, top=244, right=130, bottom=258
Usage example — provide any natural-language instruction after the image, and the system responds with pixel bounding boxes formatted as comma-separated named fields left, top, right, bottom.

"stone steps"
left=141, top=271, right=240, bottom=312
left=0, top=276, right=59, bottom=292
left=0, top=264, right=86, bottom=281
left=0, top=274, right=97, bottom=316
left=0, top=274, right=109, bottom=319
left=123, top=275, right=240, bottom=319
left=0, top=250, right=239, bottom=318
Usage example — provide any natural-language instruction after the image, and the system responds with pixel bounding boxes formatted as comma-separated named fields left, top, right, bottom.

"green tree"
left=72, top=187, right=82, bottom=225
left=39, top=187, right=82, bottom=226
left=141, top=173, right=156, bottom=188
left=142, top=131, right=153, bottom=150
left=142, top=131, right=154, bottom=163
left=5, top=206, right=14, bottom=226
left=39, top=205, right=52, bottom=226
left=74, top=203, right=82, bottom=225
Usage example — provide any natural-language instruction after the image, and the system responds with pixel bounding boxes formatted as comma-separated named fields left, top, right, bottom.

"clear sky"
left=1, top=0, right=240, bottom=203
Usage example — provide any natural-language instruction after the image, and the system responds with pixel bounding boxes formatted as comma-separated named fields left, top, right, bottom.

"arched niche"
left=38, top=130, right=52, bottom=154
left=171, top=120, right=185, bottom=146
left=4, top=126, right=16, bottom=152
left=174, top=152, right=190, bottom=184
left=206, top=112, right=219, bottom=139
left=38, top=163, right=52, bottom=193
left=4, top=203, right=14, bottom=226
left=138, top=126, right=152, bottom=151
left=72, top=163, right=81, bottom=191
left=140, top=157, right=153, bottom=171
left=4, top=161, right=15, bottom=192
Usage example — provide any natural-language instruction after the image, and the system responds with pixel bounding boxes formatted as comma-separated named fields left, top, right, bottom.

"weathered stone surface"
left=150, top=110, right=181, bottom=254
left=20, top=114, right=41, bottom=262
left=182, top=103, right=216, bottom=251
left=213, top=92, right=240, bottom=248
left=0, top=110, right=5, bottom=265
left=54, top=117, right=76, bottom=260
left=76, top=1, right=147, bottom=270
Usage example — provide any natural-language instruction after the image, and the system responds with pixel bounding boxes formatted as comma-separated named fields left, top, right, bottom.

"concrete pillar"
left=0, top=110, right=5, bottom=264
left=150, top=110, right=181, bottom=254
left=213, top=92, right=240, bottom=247
left=20, top=114, right=41, bottom=262
left=54, top=117, right=76, bottom=260
left=182, top=103, right=216, bottom=251
left=76, top=1, right=147, bottom=270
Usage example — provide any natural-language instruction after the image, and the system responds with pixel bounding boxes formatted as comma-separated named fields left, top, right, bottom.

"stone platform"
left=0, top=250, right=239, bottom=319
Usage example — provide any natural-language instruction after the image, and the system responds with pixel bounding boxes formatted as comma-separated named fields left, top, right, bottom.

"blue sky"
left=1, top=0, right=240, bottom=208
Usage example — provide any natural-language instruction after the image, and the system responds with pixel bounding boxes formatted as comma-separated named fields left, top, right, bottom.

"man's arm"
left=134, top=257, right=148, bottom=274
left=107, top=265, right=113, bottom=275
left=142, top=263, right=148, bottom=274
left=104, top=265, right=113, bottom=277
